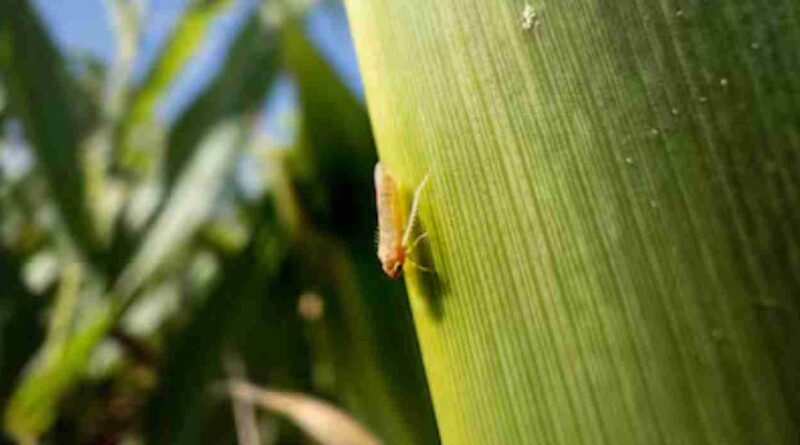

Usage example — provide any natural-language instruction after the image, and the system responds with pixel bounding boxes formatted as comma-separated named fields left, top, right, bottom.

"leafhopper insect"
left=374, top=162, right=430, bottom=279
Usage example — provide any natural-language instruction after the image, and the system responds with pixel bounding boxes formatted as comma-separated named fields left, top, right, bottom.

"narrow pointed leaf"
left=112, top=119, right=242, bottom=301
left=0, top=250, right=44, bottom=421
left=116, top=0, right=234, bottom=173
left=166, top=12, right=279, bottom=185
left=145, top=207, right=288, bottom=445
left=115, top=10, right=278, bottom=302
left=4, top=304, right=114, bottom=442
left=283, top=19, right=374, bottom=187
left=0, top=0, right=99, bottom=255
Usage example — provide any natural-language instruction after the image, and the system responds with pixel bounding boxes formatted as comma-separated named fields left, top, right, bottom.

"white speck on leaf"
left=720, top=78, right=729, bottom=86
left=522, top=5, right=541, bottom=31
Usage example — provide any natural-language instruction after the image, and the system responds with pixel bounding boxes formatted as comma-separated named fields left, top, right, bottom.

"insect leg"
left=401, top=172, right=430, bottom=247
left=405, top=232, right=429, bottom=255
left=405, top=258, right=433, bottom=273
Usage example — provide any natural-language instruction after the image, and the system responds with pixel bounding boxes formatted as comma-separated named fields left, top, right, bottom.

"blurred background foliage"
left=0, top=0, right=438, bottom=443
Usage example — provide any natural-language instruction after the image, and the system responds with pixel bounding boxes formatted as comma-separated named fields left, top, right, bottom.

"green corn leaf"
left=0, top=0, right=100, bottom=257
left=114, top=8, right=279, bottom=304
left=0, top=78, right=9, bottom=131
left=166, top=11, right=279, bottom=186
left=283, top=19, right=374, bottom=179
left=2, top=11, right=280, bottom=439
left=105, top=0, right=142, bottom=121
left=0, top=250, right=44, bottom=423
left=345, top=0, right=800, bottom=443
left=116, top=0, right=235, bottom=175
left=112, top=119, right=244, bottom=302
left=144, top=203, right=290, bottom=445
left=3, top=296, right=114, bottom=443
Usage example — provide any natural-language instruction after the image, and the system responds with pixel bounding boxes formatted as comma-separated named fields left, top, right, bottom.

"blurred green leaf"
left=104, top=0, right=142, bottom=121
left=112, top=119, right=242, bottom=302
left=0, top=0, right=100, bottom=257
left=0, top=80, right=8, bottom=130
left=69, top=54, right=107, bottom=112
left=3, top=5, right=280, bottom=441
left=283, top=20, right=375, bottom=238
left=0, top=250, right=44, bottom=435
left=41, top=263, right=83, bottom=358
left=166, top=11, right=279, bottom=186
left=116, top=0, right=235, bottom=174
left=283, top=19, right=373, bottom=161
left=114, top=9, right=279, bottom=304
left=4, top=303, right=114, bottom=443
left=145, top=202, right=291, bottom=445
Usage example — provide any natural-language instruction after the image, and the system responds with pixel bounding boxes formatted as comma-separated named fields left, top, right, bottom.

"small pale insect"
left=374, top=162, right=430, bottom=279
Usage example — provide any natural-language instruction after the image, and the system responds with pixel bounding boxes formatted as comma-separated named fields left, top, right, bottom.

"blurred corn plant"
left=0, top=0, right=438, bottom=444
